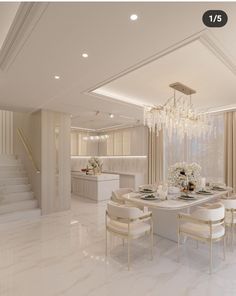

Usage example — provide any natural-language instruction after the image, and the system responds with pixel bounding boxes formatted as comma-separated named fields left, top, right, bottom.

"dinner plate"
left=196, top=191, right=213, bottom=195
left=141, top=196, right=158, bottom=200
left=212, top=187, right=226, bottom=191
left=140, top=189, right=156, bottom=194
left=178, top=195, right=197, bottom=200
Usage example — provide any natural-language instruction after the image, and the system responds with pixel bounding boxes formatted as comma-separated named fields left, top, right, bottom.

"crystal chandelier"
left=144, top=82, right=212, bottom=139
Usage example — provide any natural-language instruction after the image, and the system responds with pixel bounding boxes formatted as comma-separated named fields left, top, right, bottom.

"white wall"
left=0, top=110, right=13, bottom=155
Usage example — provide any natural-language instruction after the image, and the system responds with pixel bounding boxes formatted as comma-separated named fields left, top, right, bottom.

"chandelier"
left=144, top=82, right=212, bottom=139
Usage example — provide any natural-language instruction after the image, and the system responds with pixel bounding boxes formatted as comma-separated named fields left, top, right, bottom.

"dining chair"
left=220, top=196, right=236, bottom=249
left=111, top=188, right=134, bottom=204
left=177, top=202, right=225, bottom=273
left=105, top=201, right=153, bottom=270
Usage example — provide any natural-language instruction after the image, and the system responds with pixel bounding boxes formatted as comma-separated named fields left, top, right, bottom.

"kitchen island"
left=71, top=172, right=120, bottom=202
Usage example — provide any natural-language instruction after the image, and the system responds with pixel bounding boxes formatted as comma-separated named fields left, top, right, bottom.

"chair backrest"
left=192, top=203, right=225, bottom=222
left=111, top=188, right=133, bottom=204
left=107, top=201, right=143, bottom=221
left=221, top=197, right=236, bottom=210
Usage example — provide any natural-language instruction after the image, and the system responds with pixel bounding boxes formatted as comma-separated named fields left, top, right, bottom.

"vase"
left=188, top=182, right=195, bottom=191
left=93, top=167, right=101, bottom=175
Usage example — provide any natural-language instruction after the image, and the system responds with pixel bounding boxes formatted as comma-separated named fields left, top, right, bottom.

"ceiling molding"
left=0, top=2, right=49, bottom=71
left=71, top=122, right=142, bottom=133
left=85, top=29, right=236, bottom=109
left=84, top=89, right=144, bottom=111
left=199, top=32, right=236, bottom=76
left=95, top=123, right=142, bottom=132
left=85, top=29, right=206, bottom=96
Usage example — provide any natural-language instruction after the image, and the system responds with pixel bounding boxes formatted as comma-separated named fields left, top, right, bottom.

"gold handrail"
left=17, top=128, right=40, bottom=174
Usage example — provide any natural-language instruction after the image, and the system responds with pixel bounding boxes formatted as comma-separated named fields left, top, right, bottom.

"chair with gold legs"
left=220, top=197, right=236, bottom=249
left=111, top=188, right=134, bottom=204
left=105, top=201, right=153, bottom=270
left=177, top=203, right=225, bottom=274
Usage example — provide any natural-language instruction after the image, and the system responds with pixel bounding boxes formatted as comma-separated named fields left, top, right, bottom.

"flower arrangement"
left=87, top=157, right=103, bottom=175
left=168, top=162, right=201, bottom=189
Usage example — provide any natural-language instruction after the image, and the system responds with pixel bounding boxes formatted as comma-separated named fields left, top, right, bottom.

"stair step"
left=0, top=165, right=24, bottom=171
left=0, top=199, right=38, bottom=215
left=0, top=171, right=27, bottom=178
left=0, top=208, right=41, bottom=224
left=0, top=155, right=16, bottom=161
left=0, top=155, right=39, bottom=221
left=0, top=159, right=21, bottom=166
left=0, top=184, right=31, bottom=194
left=1, top=191, right=34, bottom=203
left=0, top=177, right=28, bottom=186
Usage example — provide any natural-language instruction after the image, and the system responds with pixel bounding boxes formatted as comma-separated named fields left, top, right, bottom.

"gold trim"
left=105, top=210, right=153, bottom=270
left=17, top=128, right=40, bottom=173
left=178, top=212, right=225, bottom=274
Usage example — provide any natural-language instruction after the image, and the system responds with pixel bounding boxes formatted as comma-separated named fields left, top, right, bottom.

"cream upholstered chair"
left=220, top=197, right=236, bottom=248
left=178, top=203, right=225, bottom=273
left=105, top=201, right=153, bottom=270
left=111, top=188, right=134, bottom=204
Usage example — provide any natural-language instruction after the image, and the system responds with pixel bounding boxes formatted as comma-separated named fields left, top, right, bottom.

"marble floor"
left=0, top=196, right=236, bottom=296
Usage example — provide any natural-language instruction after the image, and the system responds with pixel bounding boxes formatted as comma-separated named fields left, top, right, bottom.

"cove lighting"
left=130, top=14, right=138, bottom=21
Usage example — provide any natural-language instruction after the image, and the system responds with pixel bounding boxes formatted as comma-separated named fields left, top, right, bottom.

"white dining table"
left=123, top=188, right=232, bottom=242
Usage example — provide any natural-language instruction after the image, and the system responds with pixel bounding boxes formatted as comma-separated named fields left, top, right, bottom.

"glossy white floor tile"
left=0, top=195, right=236, bottom=296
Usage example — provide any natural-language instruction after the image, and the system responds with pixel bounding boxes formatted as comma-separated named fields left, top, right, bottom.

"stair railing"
left=17, top=128, right=40, bottom=174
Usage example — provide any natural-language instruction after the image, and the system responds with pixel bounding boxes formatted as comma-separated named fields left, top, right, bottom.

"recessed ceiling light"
left=54, top=75, right=60, bottom=80
left=82, top=53, right=88, bottom=58
left=130, top=14, right=138, bottom=21
left=109, top=113, right=114, bottom=118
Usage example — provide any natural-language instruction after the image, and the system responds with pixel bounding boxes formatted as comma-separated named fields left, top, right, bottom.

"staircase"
left=0, top=154, right=41, bottom=223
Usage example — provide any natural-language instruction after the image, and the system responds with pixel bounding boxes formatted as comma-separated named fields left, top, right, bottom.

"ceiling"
left=93, top=38, right=236, bottom=112
left=0, top=3, right=19, bottom=50
left=0, top=2, right=236, bottom=129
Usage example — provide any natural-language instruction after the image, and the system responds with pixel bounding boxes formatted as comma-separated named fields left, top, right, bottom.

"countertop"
left=71, top=171, right=120, bottom=181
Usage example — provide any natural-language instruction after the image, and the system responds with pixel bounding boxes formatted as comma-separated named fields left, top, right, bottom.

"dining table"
left=123, top=187, right=232, bottom=242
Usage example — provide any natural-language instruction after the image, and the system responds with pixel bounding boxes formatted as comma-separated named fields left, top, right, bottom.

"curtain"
left=164, top=114, right=225, bottom=183
left=148, top=128, right=163, bottom=184
left=225, top=112, right=236, bottom=192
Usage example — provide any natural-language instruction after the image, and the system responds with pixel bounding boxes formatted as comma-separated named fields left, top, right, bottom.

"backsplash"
left=71, top=157, right=148, bottom=182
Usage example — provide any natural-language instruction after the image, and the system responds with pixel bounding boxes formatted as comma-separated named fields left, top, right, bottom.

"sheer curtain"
left=164, top=113, right=225, bottom=182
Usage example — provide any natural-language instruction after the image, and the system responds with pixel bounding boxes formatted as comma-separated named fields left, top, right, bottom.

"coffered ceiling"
left=0, top=2, right=236, bottom=129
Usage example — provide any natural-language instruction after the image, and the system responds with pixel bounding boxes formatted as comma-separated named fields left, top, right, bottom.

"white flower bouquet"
left=168, top=162, right=201, bottom=189
left=87, top=157, right=103, bottom=175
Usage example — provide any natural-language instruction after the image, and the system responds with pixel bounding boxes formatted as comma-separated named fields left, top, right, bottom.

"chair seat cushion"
left=180, top=222, right=225, bottom=239
left=107, top=220, right=150, bottom=237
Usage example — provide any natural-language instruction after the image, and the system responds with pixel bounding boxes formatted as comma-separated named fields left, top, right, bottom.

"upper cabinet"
left=100, top=126, right=148, bottom=156
left=71, top=131, right=98, bottom=156
left=71, top=126, right=148, bottom=156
